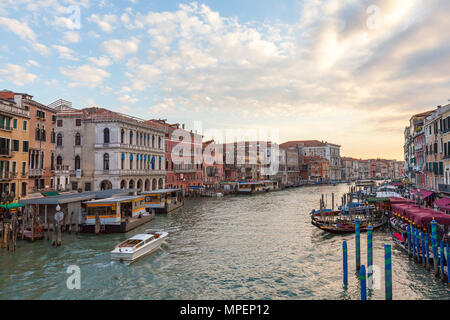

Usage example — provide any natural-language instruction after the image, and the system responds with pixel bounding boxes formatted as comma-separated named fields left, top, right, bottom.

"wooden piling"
left=440, top=241, right=445, bottom=281
left=44, top=205, right=48, bottom=240
left=384, top=244, right=392, bottom=300
left=343, top=241, right=348, bottom=287
left=355, top=218, right=361, bottom=271
left=30, top=211, right=34, bottom=242
left=95, top=210, right=100, bottom=235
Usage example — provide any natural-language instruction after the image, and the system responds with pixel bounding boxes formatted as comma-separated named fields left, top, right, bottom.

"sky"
left=0, top=0, right=449, bottom=161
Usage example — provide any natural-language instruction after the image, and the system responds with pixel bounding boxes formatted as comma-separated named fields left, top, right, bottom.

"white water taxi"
left=110, top=230, right=168, bottom=262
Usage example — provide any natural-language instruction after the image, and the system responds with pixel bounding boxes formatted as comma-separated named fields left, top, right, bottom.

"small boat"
left=111, top=230, right=168, bottom=262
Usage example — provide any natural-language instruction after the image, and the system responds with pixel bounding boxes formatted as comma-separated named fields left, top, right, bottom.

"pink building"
left=147, top=120, right=203, bottom=191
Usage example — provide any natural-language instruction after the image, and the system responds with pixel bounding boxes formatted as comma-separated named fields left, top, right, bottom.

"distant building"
left=280, top=140, right=341, bottom=181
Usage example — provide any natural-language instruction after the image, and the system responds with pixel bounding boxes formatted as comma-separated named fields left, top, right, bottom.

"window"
left=21, top=182, right=27, bottom=197
left=51, top=129, right=55, bottom=143
left=121, top=129, right=125, bottom=143
left=12, top=140, right=19, bottom=152
left=104, top=128, right=110, bottom=143
left=51, top=153, right=54, bottom=170
left=21, top=162, right=26, bottom=174
left=13, top=119, right=17, bottom=129
left=84, top=182, right=91, bottom=191
left=22, top=141, right=29, bottom=152
left=57, top=133, right=63, bottom=146
left=75, top=132, right=81, bottom=145
left=57, top=119, right=63, bottom=127
left=52, top=115, right=56, bottom=122
left=103, top=153, right=109, bottom=170
left=56, top=155, right=62, bottom=166
left=12, top=161, right=16, bottom=173
left=23, top=120, right=27, bottom=131
left=75, top=119, right=81, bottom=126
left=75, top=155, right=81, bottom=170
left=72, top=182, right=78, bottom=190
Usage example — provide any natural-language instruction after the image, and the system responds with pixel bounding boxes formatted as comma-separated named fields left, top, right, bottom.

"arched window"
left=103, top=153, right=109, bottom=170
left=130, top=131, right=133, bottom=145
left=121, top=129, right=125, bottom=144
left=103, top=128, right=110, bottom=143
left=75, top=155, right=81, bottom=170
left=75, top=132, right=81, bottom=145
left=158, top=136, right=161, bottom=149
left=56, top=133, right=63, bottom=146
left=152, top=135, right=155, bottom=148
left=56, top=155, right=62, bottom=166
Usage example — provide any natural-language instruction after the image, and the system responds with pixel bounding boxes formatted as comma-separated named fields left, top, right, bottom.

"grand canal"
left=0, top=184, right=448, bottom=299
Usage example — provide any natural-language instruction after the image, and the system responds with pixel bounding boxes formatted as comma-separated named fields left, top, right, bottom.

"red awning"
left=410, top=190, right=434, bottom=199
left=391, top=203, right=450, bottom=228
left=435, top=197, right=450, bottom=211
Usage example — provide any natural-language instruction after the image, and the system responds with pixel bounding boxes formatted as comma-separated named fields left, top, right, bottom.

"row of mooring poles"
left=408, top=219, right=449, bottom=287
left=342, top=224, right=393, bottom=300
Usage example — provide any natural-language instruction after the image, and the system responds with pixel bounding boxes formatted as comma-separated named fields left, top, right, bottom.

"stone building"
left=50, top=100, right=167, bottom=192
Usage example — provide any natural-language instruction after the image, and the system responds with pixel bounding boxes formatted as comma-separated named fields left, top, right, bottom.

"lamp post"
left=53, top=204, right=63, bottom=246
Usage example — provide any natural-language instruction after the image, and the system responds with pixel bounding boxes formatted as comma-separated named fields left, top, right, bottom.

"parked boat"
left=237, top=181, right=266, bottom=194
left=111, top=230, right=168, bottom=262
left=81, top=195, right=154, bottom=233
left=310, top=204, right=387, bottom=233
left=142, top=188, right=183, bottom=213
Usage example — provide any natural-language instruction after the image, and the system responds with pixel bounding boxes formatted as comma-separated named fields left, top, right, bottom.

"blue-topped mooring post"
left=360, top=265, right=367, bottom=300
left=440, top=240, right=445, bottom=281
left=407, top=225, right=412, bottom=257
left=384, top=244, right=392, bottom=300
left=425, top=233, right=430, bottom=270
left=415, top=228, right=420, bottom=262
left=446, top=244, right=450, bottom=288
left=355, top=218, right=361, bottom=271
left=343, top=241, right=348, bottom=287
left=367, top=226, right=373, bottom=288
left=420, top=231, right=425, bottom=266
left=431, top=220, right=438, bottom=275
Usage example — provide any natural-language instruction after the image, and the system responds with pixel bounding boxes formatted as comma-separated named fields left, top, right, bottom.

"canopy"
left=435, top=197, right=450, bottom=211
left=41, top=191, right=59, bottom=197
left=366, top=197, right=390, bottom=203
left=391, top=203, right=450, bottom=228
left=410, top=189, right=434, bottom=199
left=0, top=203, right=26, bottom=209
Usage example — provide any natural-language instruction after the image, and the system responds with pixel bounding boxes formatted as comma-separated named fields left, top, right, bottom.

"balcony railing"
left=0, top=171, right=11, bottom=180
left=29, top=168, right=44, bottom=176
left=0, top=148, right=12, bottom=157
left=438, top=184, right=450, bottom=193
left=0, top=102, right=29, bottom=117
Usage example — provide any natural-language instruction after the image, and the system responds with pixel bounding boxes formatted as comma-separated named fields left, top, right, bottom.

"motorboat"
left=111, top=230, right=168, bottom=262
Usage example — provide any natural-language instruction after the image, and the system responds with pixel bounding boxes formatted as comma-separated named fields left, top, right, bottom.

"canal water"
left=0, top=184, right=449, bottom=299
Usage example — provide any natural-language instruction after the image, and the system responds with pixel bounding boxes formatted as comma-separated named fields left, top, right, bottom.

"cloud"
left=60, top=64, right=110, bottom=88
left=27, top=60, right=40, bottom=67
left=88, top=14, right=118, bottom=33
left=101, top=37, right=140, bottom=60
left=0, top=64, right=36, bottom=85
left=88, top=56, right=112, bottom=67
left=63, top=31, right=80, bottom=43
left=118, top=95, right=139, bottom=104
left=0, top=16, right=49, bottom=55
left=52, top=45, right=79, bottom=60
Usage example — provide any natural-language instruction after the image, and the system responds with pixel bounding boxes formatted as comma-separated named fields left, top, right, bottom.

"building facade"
left=0, top=96, right=30, bottom=200
left=51, top=101, right=167, bottom=192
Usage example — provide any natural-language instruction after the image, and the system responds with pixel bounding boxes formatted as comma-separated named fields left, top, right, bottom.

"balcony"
left=29, top=168, right=44, bottom=176
left=0, top=171, right=11, bottom=180
left=0, top=148, right=12, bottom=157
left=55, top=165, right=70, bottom=174
left=0, top=102, right=29, bottom=117
left=438, top=184, right=450, bottom=193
